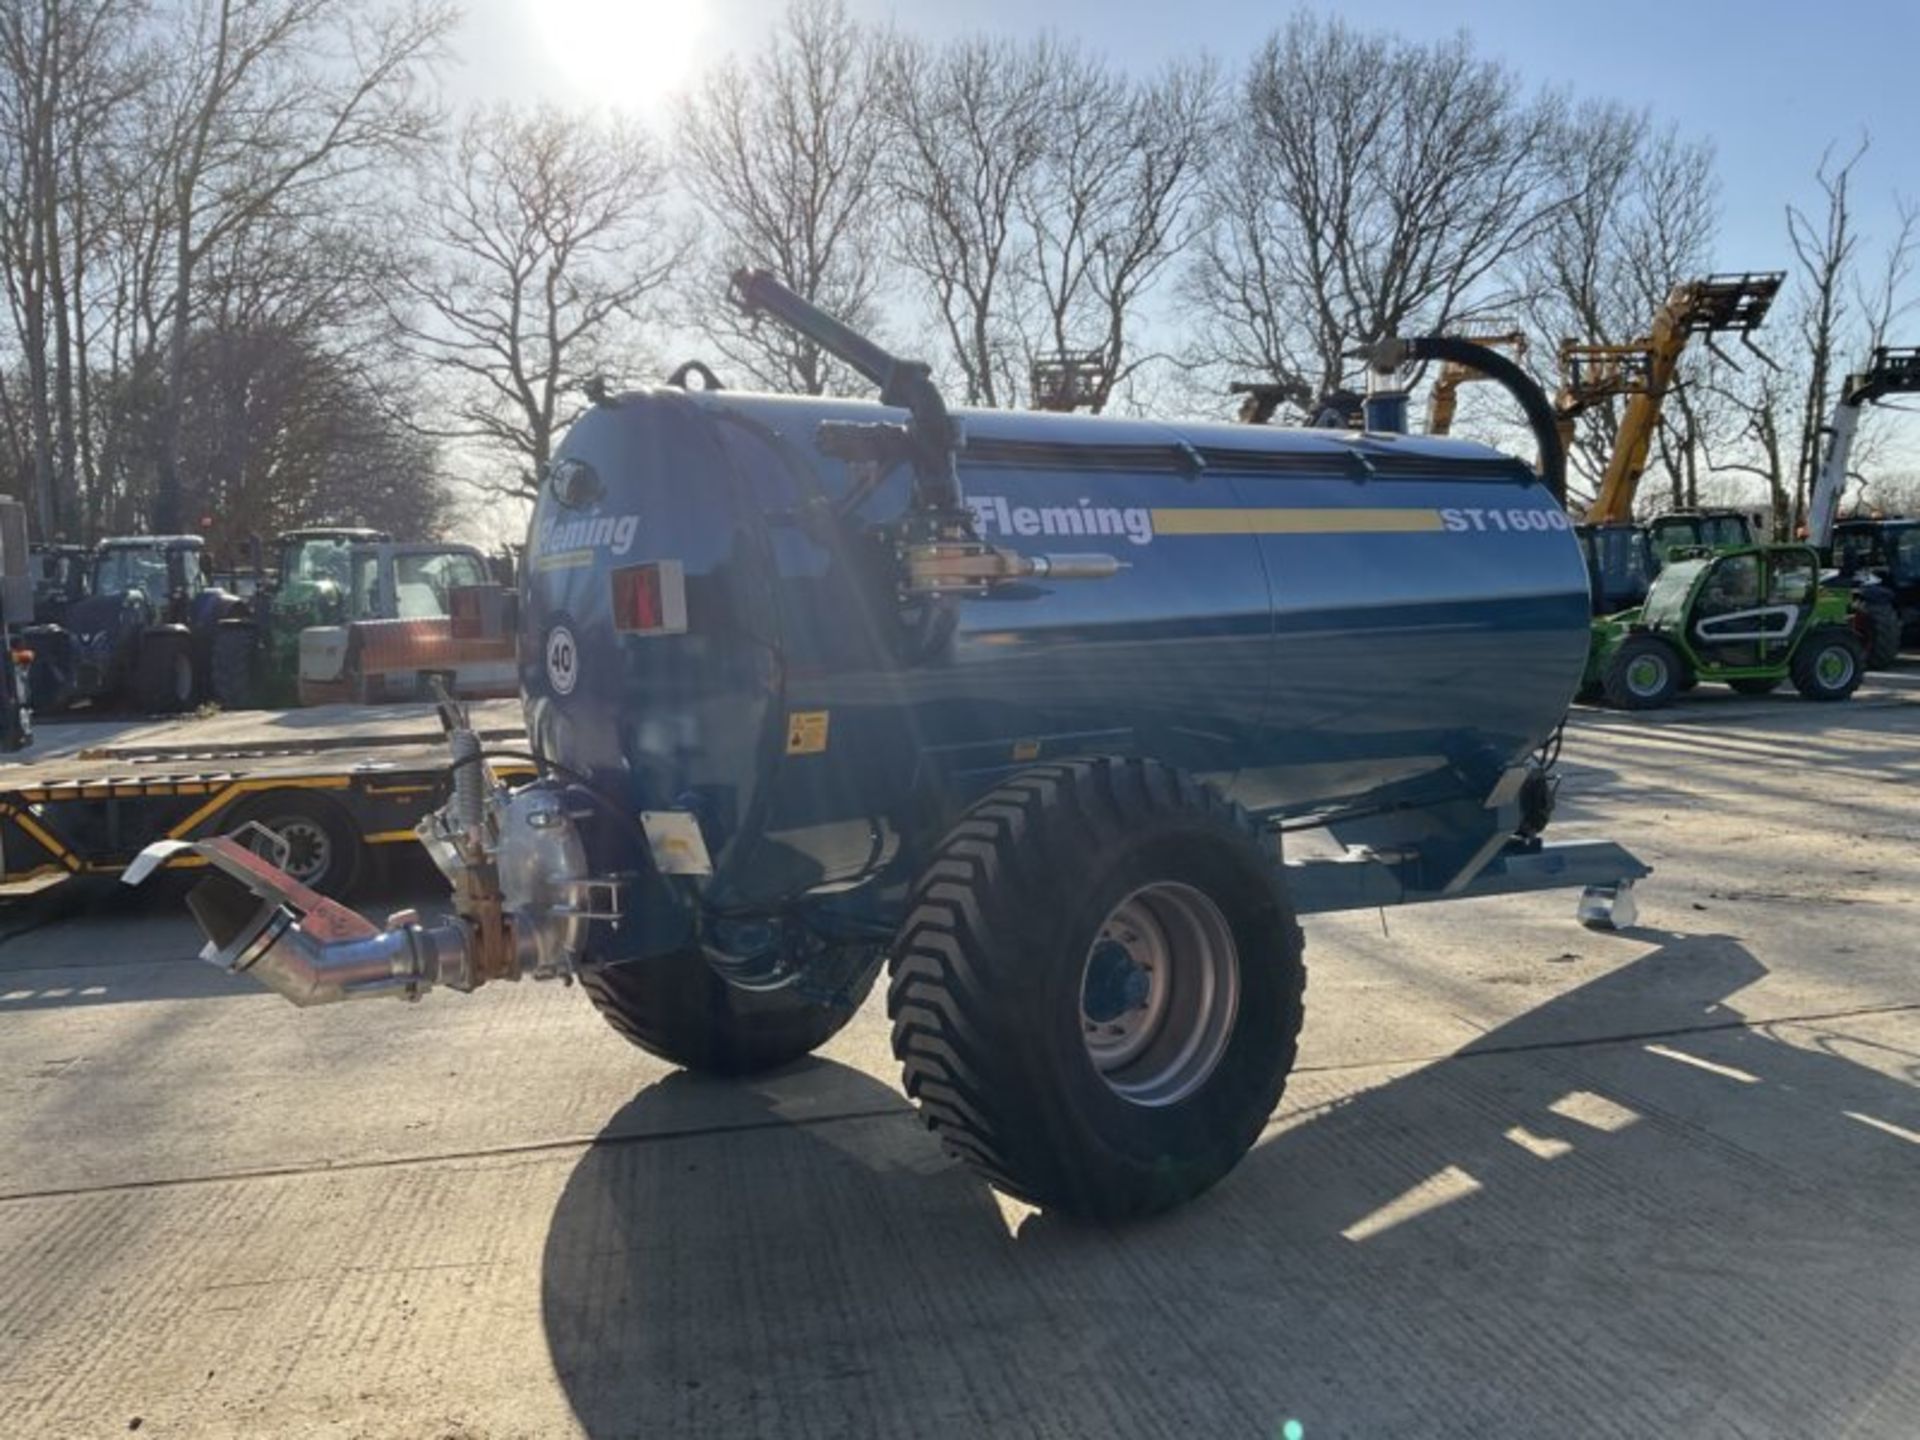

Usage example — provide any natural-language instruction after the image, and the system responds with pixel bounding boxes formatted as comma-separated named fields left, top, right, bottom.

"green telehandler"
left=1584, top=542, right=1865, bottom=709
left=210, top=528, right=389, bottom=708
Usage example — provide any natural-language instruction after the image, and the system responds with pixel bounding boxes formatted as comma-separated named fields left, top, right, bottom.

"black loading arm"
left=729, top=269, right=961, bottom=514
left=727, top=268, right=1123, bottom=596
left=1362, top=336, right=1568, bottom=505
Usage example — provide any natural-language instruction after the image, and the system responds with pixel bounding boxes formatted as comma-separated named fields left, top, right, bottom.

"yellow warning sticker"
left=786, top=710, right=830, bottom=755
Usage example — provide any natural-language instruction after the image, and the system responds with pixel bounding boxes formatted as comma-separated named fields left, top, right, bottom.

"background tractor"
left=28, top=543, right=90, bottom=625
left=26, top=536, right=248, bottom=713
left=1585, top=542, right=1864, bottom=709
left=209, top=527, right=390, bottom=708
left=1577, top=509, right=1761, bottom=618
left=1831, top=518, right=1920, bottom=647
left=1804, top=345, right=1920, bottom=665
left=294, top=541, right=513, bottom=705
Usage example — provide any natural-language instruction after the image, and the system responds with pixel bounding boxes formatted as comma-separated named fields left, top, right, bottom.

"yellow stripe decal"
left=364, top=830, right=419, bottom=845
left=1149, top=507, right=1446, bottom=535
left=532, top=549, right=597, bottom=572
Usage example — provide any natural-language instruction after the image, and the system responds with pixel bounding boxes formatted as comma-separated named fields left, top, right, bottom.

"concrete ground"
left=1, top=675, right=1917, bottom=1439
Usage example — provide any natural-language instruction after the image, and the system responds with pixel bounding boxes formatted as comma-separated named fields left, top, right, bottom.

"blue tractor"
left=27, top=535, right=249, bottom=713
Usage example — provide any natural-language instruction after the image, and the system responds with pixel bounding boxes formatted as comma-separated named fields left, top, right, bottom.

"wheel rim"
left=1816, top=644, right=1855, bottom=689
left=250, top=815, right=331, bottom=886
left=173, top=652, right=192, bottom=703
left=1627, top=652, right=1668, bottom=697
left=1079, top=881, right=1240, bottom=1108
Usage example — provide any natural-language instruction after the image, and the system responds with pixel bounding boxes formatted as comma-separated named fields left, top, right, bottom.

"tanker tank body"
left=522, top=393, right=1592, bottom=915
left=137, top=274, right=1647, bottom=1224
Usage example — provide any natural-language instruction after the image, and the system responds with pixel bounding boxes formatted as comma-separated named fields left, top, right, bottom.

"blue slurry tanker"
left=138, top=274, right=1645, bottom=1220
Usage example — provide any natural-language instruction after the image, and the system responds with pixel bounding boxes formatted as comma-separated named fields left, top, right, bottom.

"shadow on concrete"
left=541, top=937, right=1920, bottom=1439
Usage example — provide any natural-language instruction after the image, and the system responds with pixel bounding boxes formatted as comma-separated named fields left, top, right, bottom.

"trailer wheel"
left=210, top=626, right=257, bottom=709
left=579, top=948, right=880, bottom=1076
left=230, top=792, right=362, bottom=897
left=1790, top=626, right=1864, bottom=702
left=1600, top=636, right=1681, bottom=710
left=889, top=758, right=1305, bottom=1220
left=133, top=632, right=196, bottom=713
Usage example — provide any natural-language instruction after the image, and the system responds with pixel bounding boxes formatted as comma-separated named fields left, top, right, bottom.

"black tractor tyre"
left=1790, top=625, right=1866, bottom=702
left=229, top=791, right=363, bottom=898
left=27, top=654, right=68, bottom=714
left=1854, top=598, right=1901, bottom=670
left=888, top=757, right=1306, bottom=1221
left=580, top=947, right=880, bottom=1077
left=1600, top=635, right=1684, bottom=710
left=132, top=631, right=196, bottom=713
left=1728, top=676, right=1783, bottom=696
left=209, top=626, right=257, bottom=710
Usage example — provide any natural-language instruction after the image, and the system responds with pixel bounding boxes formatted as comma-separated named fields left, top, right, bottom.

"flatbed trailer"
left=0, top=699, right=528, bottom=897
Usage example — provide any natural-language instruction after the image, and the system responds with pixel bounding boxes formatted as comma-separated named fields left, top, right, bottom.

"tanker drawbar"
left=136, top=276, right=1646, bottom=1221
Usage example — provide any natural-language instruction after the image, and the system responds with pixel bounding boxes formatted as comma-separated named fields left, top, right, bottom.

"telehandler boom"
left=1559, top=273, right=1783, bottom=524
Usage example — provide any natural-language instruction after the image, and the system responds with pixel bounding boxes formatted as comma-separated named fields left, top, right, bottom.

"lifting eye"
left=546, top=457, right=601, bottom=508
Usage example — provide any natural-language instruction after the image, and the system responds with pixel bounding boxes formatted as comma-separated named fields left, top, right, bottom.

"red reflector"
left=611, top=561, right=686, bottom=635
left=616, top=565, right=662, bottom=630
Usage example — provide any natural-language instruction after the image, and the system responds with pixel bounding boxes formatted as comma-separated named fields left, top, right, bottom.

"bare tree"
left=155, top=204, right=435, bottom=546
left=1712, top=141, right=1918, bottom=530
left=676, top=0, right=886, bottom=395
left=878, top=33, right=1051, bottom=407
left=1852, top=465, right=1920, bottom=517
left=175, top=318, right=445, bottom=550
left=139, top=0, right=453, bottom=533
left=393, top=104, right=683, bottom=502
left=0, top=0, right=148, bottom=537
left=1518, top=104, right=1725, bottom=506
left=1015, top=54, right=1215, bottom=412
left=1185, top=15, right=1563, bottom=416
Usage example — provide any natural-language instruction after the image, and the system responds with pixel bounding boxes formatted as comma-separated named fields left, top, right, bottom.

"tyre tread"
left=887, top=756, right=1306, bottom=1218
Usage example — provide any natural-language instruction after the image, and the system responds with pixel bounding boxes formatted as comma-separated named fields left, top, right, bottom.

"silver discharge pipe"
left=125, top=703, right=620, bottom=1007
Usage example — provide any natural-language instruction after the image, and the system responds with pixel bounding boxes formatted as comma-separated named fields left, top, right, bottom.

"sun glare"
left=531, top=0, right=709, bottom=110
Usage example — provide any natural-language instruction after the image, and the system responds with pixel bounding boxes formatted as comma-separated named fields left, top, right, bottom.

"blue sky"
left=885, top=0, right=1916, bottom=266
left=454, top=0, right=1919, bottom=276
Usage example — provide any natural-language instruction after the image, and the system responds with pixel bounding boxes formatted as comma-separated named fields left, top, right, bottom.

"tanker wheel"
left=1854, top=599, right=1901, bottom=669
left=1790, top=625, right=1864, bottom=702
left=888, top=758, right=1305, bottom=1221
left=132, top=632, right=196, bottom=714
left=579, top=948, right=881, bottom=1077
left=1600, top=636, right=1681, bottom=710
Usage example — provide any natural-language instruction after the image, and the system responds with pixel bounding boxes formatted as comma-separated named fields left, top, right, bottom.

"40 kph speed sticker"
left=546, top=624, right=579, bottom=696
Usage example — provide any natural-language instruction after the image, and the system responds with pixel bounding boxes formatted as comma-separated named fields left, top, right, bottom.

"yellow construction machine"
left=1556, top=272, right=1783, bottom=523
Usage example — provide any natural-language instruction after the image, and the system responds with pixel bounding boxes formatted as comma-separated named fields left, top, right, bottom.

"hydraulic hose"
left=1365, top=336, right=1567, bottom=505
